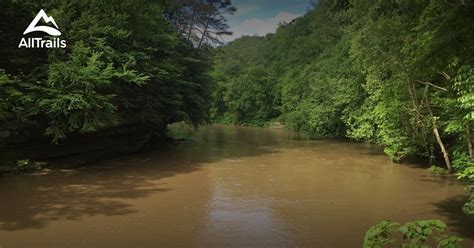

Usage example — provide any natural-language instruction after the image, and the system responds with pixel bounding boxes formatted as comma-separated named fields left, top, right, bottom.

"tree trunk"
left=197, top=16, right=210, bottom=49
left=186, top=1, right=198, bottom=41
left=432, top=118, right=451, bottom=172
left=424, top=86, right=451, bottom=172
left=467, top=126, right=474, bottom=159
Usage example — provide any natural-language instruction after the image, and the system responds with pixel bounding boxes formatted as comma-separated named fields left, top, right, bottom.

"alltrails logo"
left=18, top=9, right=66, bottom=48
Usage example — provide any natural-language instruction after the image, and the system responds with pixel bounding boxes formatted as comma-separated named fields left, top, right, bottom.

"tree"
left=165, top=0, right=236, bottom=48
left=0, top=0, right=214, bottom=142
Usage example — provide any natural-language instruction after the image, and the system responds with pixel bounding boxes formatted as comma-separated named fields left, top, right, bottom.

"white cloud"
left=224, top=11, right=302, bottom=43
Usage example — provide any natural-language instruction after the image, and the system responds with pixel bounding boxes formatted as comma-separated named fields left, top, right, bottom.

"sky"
left=223, top=0, right=310, bottom=42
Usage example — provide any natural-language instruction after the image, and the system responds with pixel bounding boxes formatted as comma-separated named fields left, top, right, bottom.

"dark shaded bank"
left=0, top=123, right=449, bottom=175
left=0, top=123, right=174, bottom=175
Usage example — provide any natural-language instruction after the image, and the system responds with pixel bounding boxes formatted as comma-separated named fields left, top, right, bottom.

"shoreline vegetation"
left=1, top=0, right=229, bottom=172
left=0, top=0, right=473, bottom=246
left=209, top=0, right=474, bottom=217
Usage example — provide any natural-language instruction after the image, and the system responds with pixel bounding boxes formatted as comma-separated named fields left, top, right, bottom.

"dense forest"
left=211, top=0, right=474, bottom=215
left=0, top=0, right=473, bottom=216
left=0, top=0, right=238, bottom=144
left=0, top=0, right=239, bottom=166
left=0, top=0, right=473, bottom=246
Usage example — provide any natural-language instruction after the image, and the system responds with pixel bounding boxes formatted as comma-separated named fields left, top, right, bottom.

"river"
left=0, top=125, right=472, bottom=247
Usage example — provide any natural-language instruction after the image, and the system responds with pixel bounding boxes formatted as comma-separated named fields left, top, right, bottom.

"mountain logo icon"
left=23, top=9, right=61, bottom=36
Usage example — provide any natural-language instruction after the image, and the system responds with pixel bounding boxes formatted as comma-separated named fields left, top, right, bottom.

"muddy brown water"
left=0, top=125, right=473, bottom=247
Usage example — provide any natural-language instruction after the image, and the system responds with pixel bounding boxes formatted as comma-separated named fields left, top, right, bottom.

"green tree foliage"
left=457, top=166, right=474, bottom=215
left=210, top=36, right=279, bottom=126
left=211, top=0, right=474, bottom=166
left=0, top=0, right=220, bottom=142
left=211, top=1, right=363, bottom=131
left=210, top=0, right=474, bottom=211
left=363, top=220, right=463, bottom=248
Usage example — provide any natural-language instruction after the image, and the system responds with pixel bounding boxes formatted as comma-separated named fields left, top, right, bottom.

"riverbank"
left=0, top=122, right=446, bottom=175
left=0, top=123, right=174, bottom=175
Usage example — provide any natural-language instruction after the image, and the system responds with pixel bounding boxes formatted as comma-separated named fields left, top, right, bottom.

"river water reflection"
left=0, top=125, right=472, bottom=247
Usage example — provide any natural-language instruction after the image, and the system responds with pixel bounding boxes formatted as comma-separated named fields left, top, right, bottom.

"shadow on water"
left=432, top=195, right=474, bottom=239
left=0, top=125, right=281, bottom=231
left=0, top=168, right=184, bottom=231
